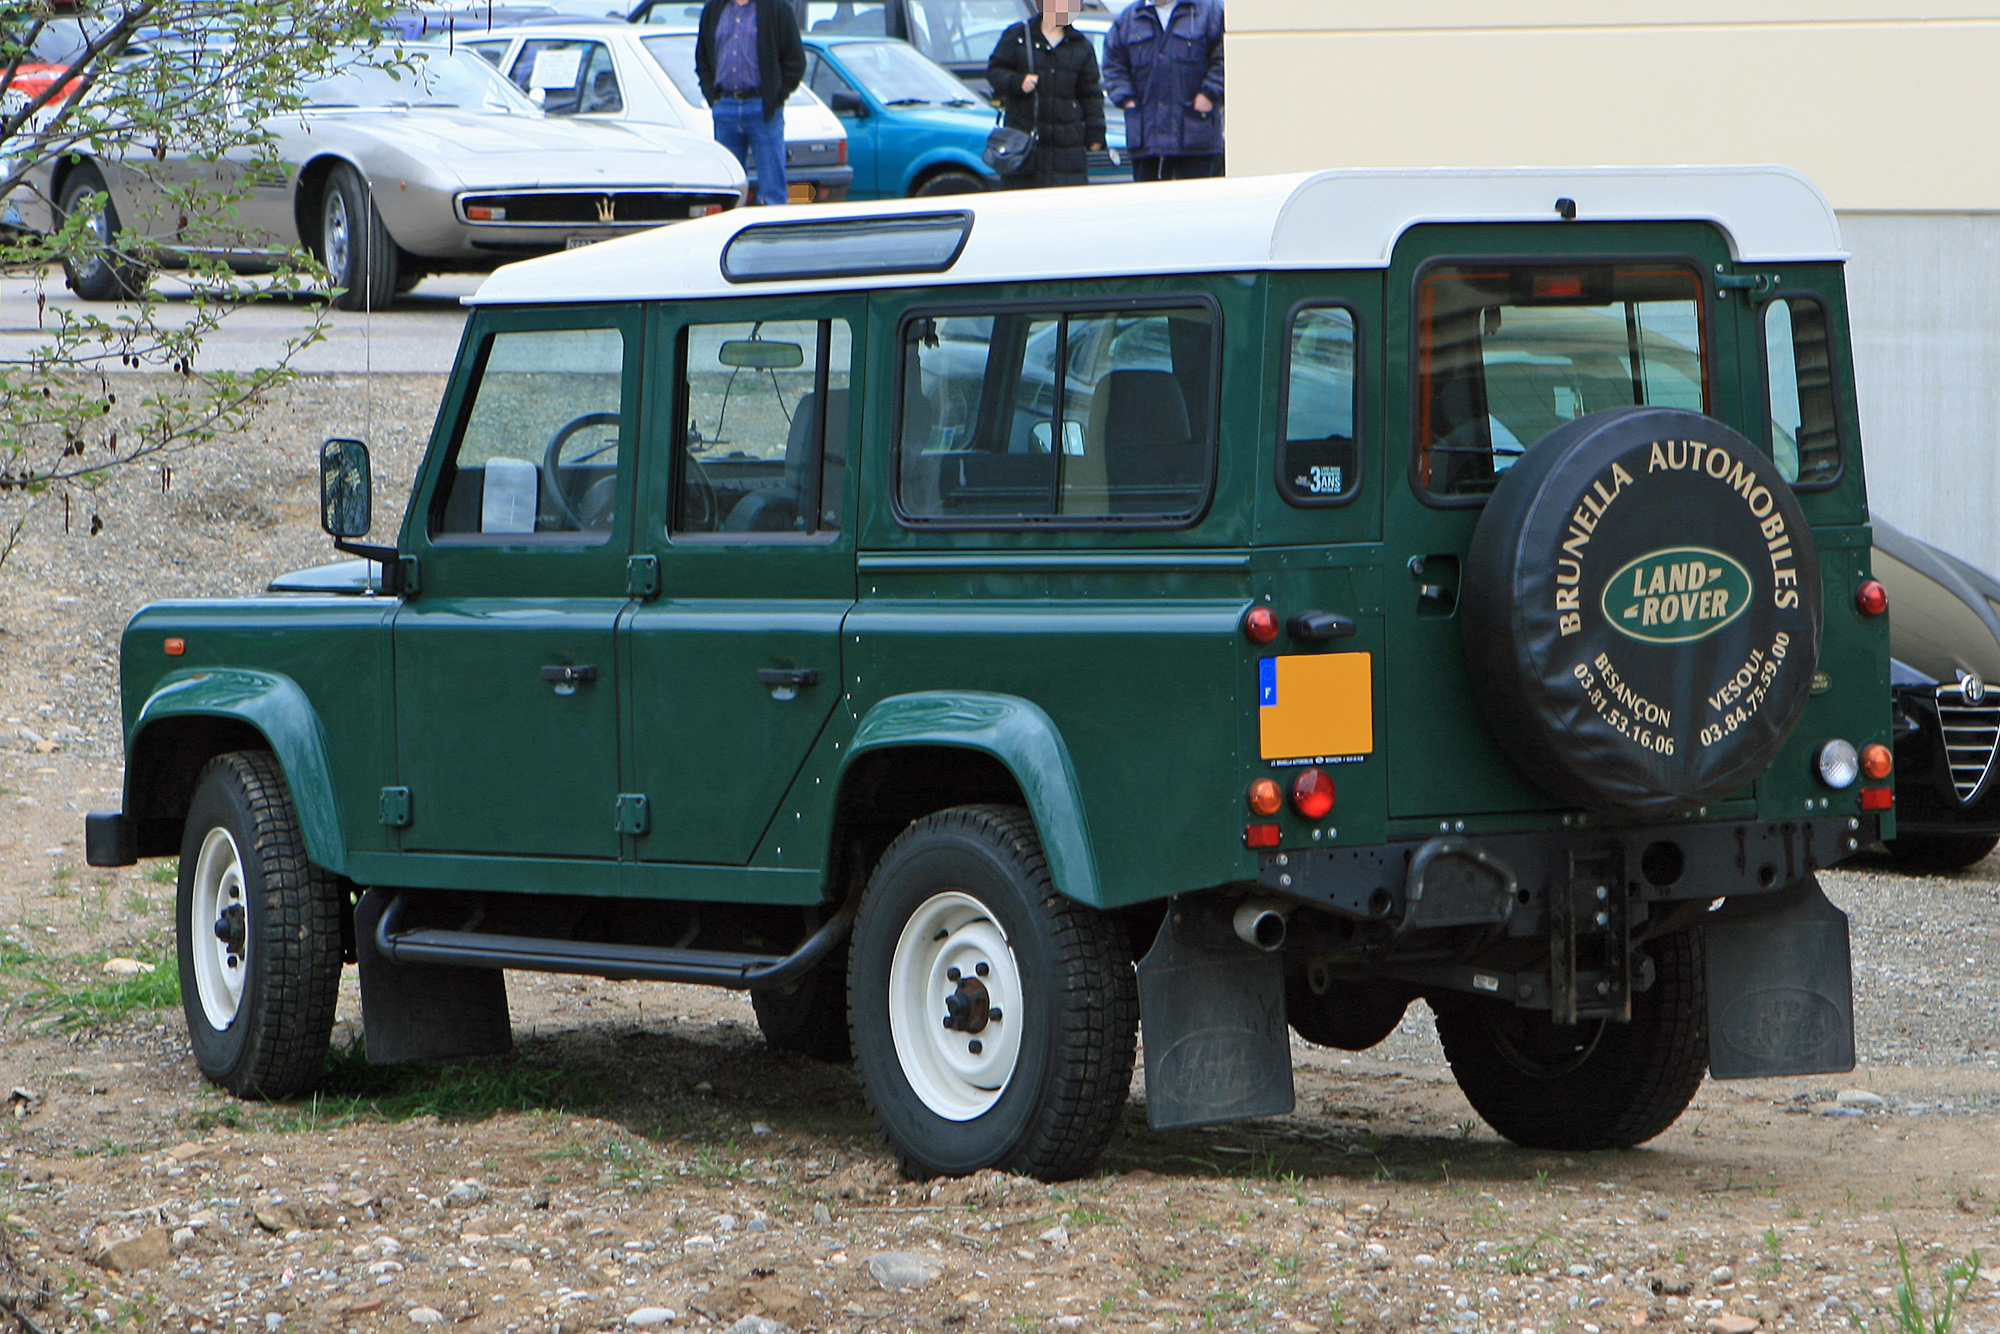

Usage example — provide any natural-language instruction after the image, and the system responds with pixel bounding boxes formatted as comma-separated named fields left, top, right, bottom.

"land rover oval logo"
left=1601, top=547, right=1752, bottom=644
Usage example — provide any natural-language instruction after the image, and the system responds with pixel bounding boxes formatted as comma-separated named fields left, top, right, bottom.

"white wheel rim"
left=190, top=827, right=248, bottom=1030
left=887, top=891, right=1024, bottom=1121
left=324, top=189, right=352, bottom=281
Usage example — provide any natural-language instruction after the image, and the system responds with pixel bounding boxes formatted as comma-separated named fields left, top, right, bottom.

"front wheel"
left=57, top=165, right=150, bottom=300
left=849, top=805, right=1137, bottom=1181
left=911, top=168, right=987, bottom=198
left=1434, top=929, right=1708, bottom=1150
left=318, top=164, right=400, bottom=312
left=1883, top=830, right=1998, bottom=873
left=175, top=752, right=344, bottom=1099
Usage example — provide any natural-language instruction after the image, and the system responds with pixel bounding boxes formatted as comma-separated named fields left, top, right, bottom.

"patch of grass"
left=143, top=859, right=178, bottom=885
left=1064, top=1206, right=1120, bottom=1229
left=1846, top=1235, right=1981, bottom=1334
left=21, top=956, right=179, bottom=1030
left=236, top=1038, right=595, bottom=1130
left=1763, top=1226, right=1785, bottom=1277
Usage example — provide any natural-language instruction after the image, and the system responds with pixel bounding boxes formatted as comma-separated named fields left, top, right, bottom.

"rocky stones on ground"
left=407, top=1307, right=444, bottom=1325
left=721, top=1318, right=786, bottom=1334
left=1708, top=1316, right=1761, bottom=1334
left=866, top=1252, right=943, bottom=1290
left=1837, top=1089, right=1887, bottom=1108
left=87, top=1226, right=169, bottom=1272
left=99, top=956, right=154, bottom=976
left=444, top=1179, right=487, bottom=1207
left=624, top=1308, right=676, bottom=1326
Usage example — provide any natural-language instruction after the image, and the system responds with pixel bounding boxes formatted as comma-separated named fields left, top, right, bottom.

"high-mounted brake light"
left=1291, top=768, right=1335, bottom=820
left=1860, top=743, right=1892, bottom=781
left=1246, top=778, right=1282, bottom=816
left=1242, top=606, right=1278, bottom=644
left=1244, top=823, right=1281, bottom=849
left=1856, top=580, right=1888, bottom=617
left=1533, top=273, right=1584, bottom=299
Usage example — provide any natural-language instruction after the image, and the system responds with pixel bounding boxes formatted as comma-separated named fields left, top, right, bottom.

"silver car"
left=27, top=45, right=747, bottom=309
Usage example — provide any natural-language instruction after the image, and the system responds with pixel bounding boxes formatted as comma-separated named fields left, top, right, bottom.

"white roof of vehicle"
left=468, top=165, right=1845, bottom=305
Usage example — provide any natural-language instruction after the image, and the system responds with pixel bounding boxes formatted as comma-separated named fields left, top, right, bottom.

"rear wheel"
left=912, top=168, right=986, bottom=197
left=175, top=752, right=343, bottom=1099
left=1883, top=831, right=1999, bottom=873
left=1434, top=929, right=1707, bottom=1150
left=849, top=805, right=1136, bottom=1181
left=318, top=164, right=400, bottom=312
left=58, top=165, right=150, bottom=300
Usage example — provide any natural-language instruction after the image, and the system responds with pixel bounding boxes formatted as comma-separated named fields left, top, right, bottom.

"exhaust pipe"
left=1232, top=899, right=1291, bottom=952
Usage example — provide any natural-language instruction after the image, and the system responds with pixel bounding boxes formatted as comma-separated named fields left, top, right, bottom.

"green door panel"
left=624, top=599, right=848, bottom=864
left=845, top=690, right=1099, bottom=905
left=128, top=667, right=349, bottom=875
left=1380, top=221, right=1740, bottom=820
left=845, top=600, right=1248, bottom=908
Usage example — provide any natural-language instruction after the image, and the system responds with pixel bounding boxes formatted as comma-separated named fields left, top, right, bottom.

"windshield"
left=640, top=33, right=820, bottom=108
left=300, top=48, right=540, bottom=114
left=831, top=39, right=977, bottom=105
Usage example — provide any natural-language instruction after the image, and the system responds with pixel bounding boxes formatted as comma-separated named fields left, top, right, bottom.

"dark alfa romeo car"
left=1874, top=514, right=2000, bottom=870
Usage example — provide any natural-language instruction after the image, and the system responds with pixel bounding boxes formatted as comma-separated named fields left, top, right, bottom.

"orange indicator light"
left=1860, top=744, right=1892, bottom=781
left=1246, top=777, right=1282, bottom=816
left=163, top=637, right=185, bottom=656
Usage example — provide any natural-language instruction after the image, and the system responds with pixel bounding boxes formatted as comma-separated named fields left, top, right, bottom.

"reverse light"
left=1815, top=739, right=1859, bottom=790
left=464, top=204, right=506, bottom=221
left=1242, top=605, right=1278, bottom=644
left=1244, top=823, right=1281, bottom=849
left=1860, top=743, right=1892, bottom=781
left=1246, top=777, right=1282, bottom=816
left=1855, top=579, right=1888, bottom=617
left=1861, top=787, right=1894, bottom=811
left=1290, top=767, right=1336, bottom=820
left=689, top=203, right=723, bottom=218
left=163, top=637, right=185, bottom=656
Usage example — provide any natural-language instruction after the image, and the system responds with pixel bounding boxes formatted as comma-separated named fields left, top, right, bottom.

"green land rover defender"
left=88, top=168, right=1892, bottom=1180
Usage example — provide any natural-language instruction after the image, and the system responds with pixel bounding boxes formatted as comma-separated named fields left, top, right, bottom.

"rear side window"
left=431, top=327, right=626, bottom=542
left=1763, top=296, right=1841, bottom=486
left=1279, top=304, right=1359, bottom=505
left=1415, top=263, right=1707, bottom=499
left=897, top=304, right=1216, bottom=524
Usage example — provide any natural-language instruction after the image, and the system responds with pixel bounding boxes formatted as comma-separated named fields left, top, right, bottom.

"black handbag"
left=983, top=23, right=1038, bottom=176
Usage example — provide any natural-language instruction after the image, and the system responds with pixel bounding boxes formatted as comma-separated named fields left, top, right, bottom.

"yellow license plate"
left=787, top=183, right=815, bottom=204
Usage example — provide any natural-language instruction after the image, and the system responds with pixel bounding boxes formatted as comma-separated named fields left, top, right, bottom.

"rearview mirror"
left=320, top=437, right=373, bottom=539
left=717, top=338, right=805, bottom=369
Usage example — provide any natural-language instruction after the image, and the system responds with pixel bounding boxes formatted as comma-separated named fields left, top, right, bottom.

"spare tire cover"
left=1462, top=406, right=1823, bottom=818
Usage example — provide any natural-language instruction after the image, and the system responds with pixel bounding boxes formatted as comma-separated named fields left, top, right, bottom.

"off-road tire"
left=912, top=168, right=986, bottom=197
left=1883, top=831, right=1999, bottom=873
left=319, top=164, right=400, bottom=312
left=1434, top=928, right=1708, bottom=1150
left=751, top=940, right=853, bottom=1062
left=58, top=165, right=150, bottom=300
left=849, top=804, right=1137, bottom=1181
left=175, top=751, right=344, bottom=1099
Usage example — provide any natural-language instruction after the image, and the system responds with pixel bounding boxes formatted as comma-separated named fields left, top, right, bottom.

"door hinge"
left=1713, top=266, right=1779, bottom=299
left=396, top=555, right=421, bottom=595
left=625, top=554, right=660, bottom=599
left=379, top=786, right=413, bottom=828
left=614, top=793, right=650, bottom=836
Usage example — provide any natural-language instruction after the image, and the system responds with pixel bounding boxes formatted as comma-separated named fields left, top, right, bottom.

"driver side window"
left=431, top=327, right=626, bottom=542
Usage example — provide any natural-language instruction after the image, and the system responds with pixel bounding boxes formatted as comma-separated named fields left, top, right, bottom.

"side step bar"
left=372, top=893, right=855, bottom=990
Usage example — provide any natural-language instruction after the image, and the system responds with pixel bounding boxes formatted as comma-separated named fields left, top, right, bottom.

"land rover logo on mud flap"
left=1601, top=547, right=1752, bottom=644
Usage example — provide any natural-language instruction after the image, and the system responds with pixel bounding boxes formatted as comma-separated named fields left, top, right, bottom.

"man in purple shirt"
left=696, top=0, right=806, bottom=206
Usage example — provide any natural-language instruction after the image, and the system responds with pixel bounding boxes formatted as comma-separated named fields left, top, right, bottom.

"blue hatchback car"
left=801, top=33, right=1124, bottom=199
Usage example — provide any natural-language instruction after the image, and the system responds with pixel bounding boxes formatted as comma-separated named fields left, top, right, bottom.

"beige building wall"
left=1229, top=2, right=2000, bottom=575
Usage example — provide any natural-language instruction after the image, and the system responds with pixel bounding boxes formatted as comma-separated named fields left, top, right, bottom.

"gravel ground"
left=1, top=375, right=1997, bottom=1334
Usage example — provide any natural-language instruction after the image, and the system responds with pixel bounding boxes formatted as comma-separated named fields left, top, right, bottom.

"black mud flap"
left=1135, top=901, right=1293, bottom=1131
left=355, top=889, right=513, bottom=1066
left=1704, top=875, right=1854, bottom=1079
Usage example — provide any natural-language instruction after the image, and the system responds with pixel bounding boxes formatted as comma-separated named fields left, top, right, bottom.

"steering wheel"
left=540, top=412, right=622, bottom=532
left=680, top=455, right=719, bottom=531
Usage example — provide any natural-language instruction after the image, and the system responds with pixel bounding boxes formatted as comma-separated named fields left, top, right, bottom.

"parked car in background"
left=801, top=33, right=1121, bottom=197
left=632, top=0, right=1115, bottom=93
left=468, top=24, right=851, bottom=203
left=24, top=44, right=746, bottom=308
left=1873, top=514, right=2000, bottom=870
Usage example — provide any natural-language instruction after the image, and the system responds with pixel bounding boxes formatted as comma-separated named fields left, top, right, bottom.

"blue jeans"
left=713, top=96, right=788, bottom=206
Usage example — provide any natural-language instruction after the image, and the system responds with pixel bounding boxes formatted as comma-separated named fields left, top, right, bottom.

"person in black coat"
left=987, top=0, right=1105, bottom=190
left=696, top=0, right=806, bottom=205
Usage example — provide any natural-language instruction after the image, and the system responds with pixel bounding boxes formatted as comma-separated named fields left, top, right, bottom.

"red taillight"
left=1244, top=823, right=1281, bottom=849
left=163, top=637, right=185, bottom=656
left=1243, top=606, right=1278, bottom=644
left=838, top=139, right=848, bottom=166
left=1247, top=778, right=1282, bottom=816
left=1290, top=768, right=1335, bottom=820
left=1533, top=273, right=1584, bottom=298
left=1861, top=743, right=1892, bottom=781
left=1856, top=579, right=1888, bottom=617
left=1861, top=787, right=1893, bottom=811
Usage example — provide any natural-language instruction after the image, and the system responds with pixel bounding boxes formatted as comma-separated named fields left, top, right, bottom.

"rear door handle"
left=758, top=667, right=820, bottom=701
left=541, top=664, right=598, bottom=696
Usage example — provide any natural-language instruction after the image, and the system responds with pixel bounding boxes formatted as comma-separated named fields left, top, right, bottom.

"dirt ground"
left=2, top=375, right=1999, bottom=1334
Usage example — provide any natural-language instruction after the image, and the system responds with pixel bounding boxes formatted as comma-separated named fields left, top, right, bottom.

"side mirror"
left=829, top=90, right=867, bottom=117
left=320, top=437, right=373, bottom=539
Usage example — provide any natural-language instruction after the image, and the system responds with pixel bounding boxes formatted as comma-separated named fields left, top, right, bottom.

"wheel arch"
left=293, top=154, right=364, bottom=251
left=905, top=153, right=995, bottom=197
left=126, top=670, right=347, bottom=875
left=832, top=692, right=1101, bottom=906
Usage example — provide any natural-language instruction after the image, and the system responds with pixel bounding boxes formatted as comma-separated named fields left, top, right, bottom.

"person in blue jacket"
left=1102, top=0, right=1224, bottom=182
